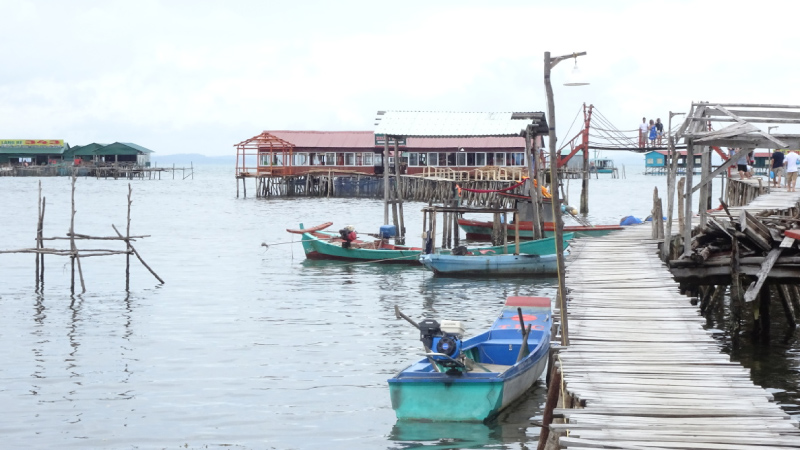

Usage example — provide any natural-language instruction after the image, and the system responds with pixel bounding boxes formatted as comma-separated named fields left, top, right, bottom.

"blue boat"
left=418, top=233, right=572, bottom=277
left=388, top=296, right=552, bottom=422
left=419, top=252, right=565, bottom=276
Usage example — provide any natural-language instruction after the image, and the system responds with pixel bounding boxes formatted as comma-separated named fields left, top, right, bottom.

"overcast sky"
left=2, top=0, right=798, bottom=158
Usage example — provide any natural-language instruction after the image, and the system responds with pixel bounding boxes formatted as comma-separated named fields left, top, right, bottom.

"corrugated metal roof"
left=407, top=136, right=524, bottom=148
left=120, top=142, right=154, bottom=153
left=0, top=147, right=66, bottom=155
left=263, top=131, right=525, bottom=149
left=268, top=131, right=375, bottom=148
left=373, top=111, right=547, bottom=137
left=94, top=142, right=154, bottom=156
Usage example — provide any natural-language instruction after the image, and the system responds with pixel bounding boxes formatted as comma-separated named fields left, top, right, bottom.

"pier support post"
left=777, top=284, right=798, bottom=329
left=683, top=140, right=695, bottom=257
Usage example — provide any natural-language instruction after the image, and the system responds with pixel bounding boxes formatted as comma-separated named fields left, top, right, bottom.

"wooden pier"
left=543, top=225, right=800, bottom=449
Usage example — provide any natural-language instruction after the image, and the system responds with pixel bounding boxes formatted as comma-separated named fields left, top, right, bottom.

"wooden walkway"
left=553, top=224, right=800, bottom=449
left=718, top=180, right=800, bottom=217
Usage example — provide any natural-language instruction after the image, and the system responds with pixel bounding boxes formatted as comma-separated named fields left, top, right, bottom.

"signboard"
left=0, top=139, right=64, bottom=147
left=374, top=134, right=406, bottom=147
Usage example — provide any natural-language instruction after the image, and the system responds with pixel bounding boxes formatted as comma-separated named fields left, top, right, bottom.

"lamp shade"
left=563, top=60, right=589, bottom=86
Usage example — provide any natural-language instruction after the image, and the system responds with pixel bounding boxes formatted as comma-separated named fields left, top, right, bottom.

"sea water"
left=0, top=166, right=796, bottom=449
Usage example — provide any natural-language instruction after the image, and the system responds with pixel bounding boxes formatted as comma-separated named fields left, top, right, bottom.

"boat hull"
left=458, top=218, right=622, bottom=240
left=300, top=232, right=422, bottom=263
left=419, top=252, right=562, bottom=276
left=388, top=296, right=552, bottom=422
left=292, top=224, right=569, bottom=264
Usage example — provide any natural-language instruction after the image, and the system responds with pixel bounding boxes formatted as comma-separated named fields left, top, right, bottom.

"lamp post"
left=769, top=126, right=779, bottom=134
left=544, top=51, right=587, bottom=347
left=661, top=111, right=685, bottom=261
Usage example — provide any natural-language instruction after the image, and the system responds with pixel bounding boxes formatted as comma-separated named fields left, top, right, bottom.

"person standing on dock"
left=655, top=118, right=664, bottom=146
left=639, top=117, right=648, bottom=148
left=770, top=149, right=785, bottom=187
left=784, top=149, right=800, bottom=192
left=648, top=119, right=657, bottom=148
left=732, top=148, right=752, bottom=179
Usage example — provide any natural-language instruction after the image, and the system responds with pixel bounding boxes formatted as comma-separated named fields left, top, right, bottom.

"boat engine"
left=418, top=319, right=464, bottom=367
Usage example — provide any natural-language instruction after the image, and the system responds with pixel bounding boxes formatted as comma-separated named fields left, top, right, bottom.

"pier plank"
left=553, top=224, right=799, bottom=449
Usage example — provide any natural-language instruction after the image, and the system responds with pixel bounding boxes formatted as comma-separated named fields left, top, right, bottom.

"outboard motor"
left=339, top=225, right=357, bottom=248
left=418, top=319, right=464, bottom=367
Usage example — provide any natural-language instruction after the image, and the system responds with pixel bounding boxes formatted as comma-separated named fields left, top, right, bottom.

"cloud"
left=1, top=0, right=799, bottom=155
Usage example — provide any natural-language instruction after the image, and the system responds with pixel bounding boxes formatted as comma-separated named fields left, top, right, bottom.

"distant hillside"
left=150, top=153, right=235, bottom=166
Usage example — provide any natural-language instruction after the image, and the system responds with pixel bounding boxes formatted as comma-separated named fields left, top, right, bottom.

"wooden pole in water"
left=36, top=181, right=41, bottom=286
left=677, top=177, right=686, bottom=236
left=125, top=183, right=132, bottom=291
left=537, top=364, right=561, bottom=450
left=777, top=285, right=798, bottom=329
left=524, top=128, right=543, bottom=240
left=383, top=136, right=390, bottom=224
left=453, top=205, right=460, bottom=249
left=730, top=234, right=743, bottom=346
left=544, top=50, right=571, bottom=346
left=662, top=114, right=681, bottom=261
left=699, top=145, right=709, bottom=225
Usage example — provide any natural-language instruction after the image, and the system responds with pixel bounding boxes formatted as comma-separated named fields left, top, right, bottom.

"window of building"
left=438, top=153, right=447, bottom=166
left=295, top=153, right=308, bottom=165
left=495, top=153, right=506, bottom=166
left=345, top=153, right=355, bottom=166
left=476, top=153, right=486, bottom=166
left=325, top=153, right=335, bottom=166
left=428, top=153, right=438, bottom=166
left=409, top=152, right=418, bottom=166
left=364, top=153, right=373, bottom=165
left=446, top=152, right=456, bottom=166
left=456, top=152, right=466, bottom=166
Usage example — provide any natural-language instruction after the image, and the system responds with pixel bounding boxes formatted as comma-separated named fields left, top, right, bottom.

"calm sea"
left=0, top=165, right=796, bottom=449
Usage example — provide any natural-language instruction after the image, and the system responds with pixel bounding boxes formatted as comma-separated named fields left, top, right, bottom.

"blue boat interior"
left=394, top=297, right=552, bottom=376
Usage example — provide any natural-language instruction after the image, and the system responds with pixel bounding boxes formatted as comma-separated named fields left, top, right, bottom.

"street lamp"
left=769, top=126, right=779, bottom=134
left=544, top=51, right=587, bottom=347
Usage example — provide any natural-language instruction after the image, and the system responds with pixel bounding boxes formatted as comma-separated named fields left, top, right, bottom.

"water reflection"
left=387, top=384, right=545, bottom=449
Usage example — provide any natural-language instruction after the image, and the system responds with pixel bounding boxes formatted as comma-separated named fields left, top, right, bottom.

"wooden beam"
left=712, top=105, right=789, bottom=148
left=739, top=210, right=772, bottom=252
left=744, top=248, right=784, bottom=302
left=692, top=102, right=800, bottom=108
left=703, top=109, right=800, bottom=120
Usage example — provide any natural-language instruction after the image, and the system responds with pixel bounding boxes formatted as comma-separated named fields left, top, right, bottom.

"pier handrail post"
left=545, top=50, right=586, bottom=346
left=662, top=111, right=685, bottom=261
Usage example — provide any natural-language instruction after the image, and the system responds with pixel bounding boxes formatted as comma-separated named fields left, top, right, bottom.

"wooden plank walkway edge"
left=550, top=224, right=800, bottom=450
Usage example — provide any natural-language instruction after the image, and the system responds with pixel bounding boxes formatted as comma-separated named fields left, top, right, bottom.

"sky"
left=2, top=0, right=799, bottom=160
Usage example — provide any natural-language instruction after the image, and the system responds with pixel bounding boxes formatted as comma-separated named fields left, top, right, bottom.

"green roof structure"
left=94, top=142, right=154, bottom=156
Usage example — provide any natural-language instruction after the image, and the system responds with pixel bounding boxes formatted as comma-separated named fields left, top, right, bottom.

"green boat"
left=288, top=223, right=567, bottom=264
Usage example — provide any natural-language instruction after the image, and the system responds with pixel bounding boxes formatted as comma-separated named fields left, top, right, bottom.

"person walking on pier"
left=655, top=118, right=664, bottom=146
left=639, top=117, right=648, bottom=149
left=648, top=119, right=657, bottom=148
left=784, top=149, right=800, bottom=192
left=770, top=149, right=785, bottom=187
left=732, top=148, right=752, bottom=179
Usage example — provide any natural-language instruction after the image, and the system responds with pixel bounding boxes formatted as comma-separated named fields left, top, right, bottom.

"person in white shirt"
left=639, top=118, right=648, bottom=149
left=784, top=149, right=800, bottom=192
